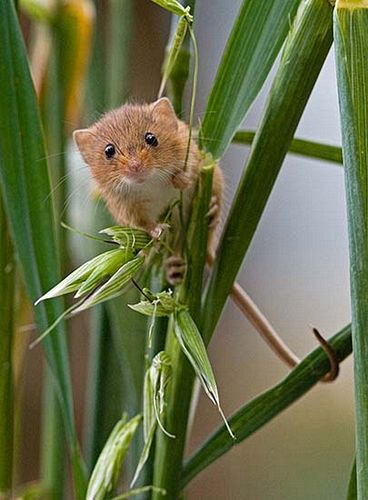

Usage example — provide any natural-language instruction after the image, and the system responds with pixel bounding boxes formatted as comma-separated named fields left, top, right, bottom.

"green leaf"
left=0, top=1, right=86, bottom=496
left=199, top=0, right=302, bottom=158
left=334, top=2, right=368, bottom=497
left=87, top=414, right=142, bottom=500
left=202, top=0, right=334, bottom=345
left=74, top=256, right=145, bottom=312
left=181, top=324, right=352, bottom=488
left=233, top=130, right=343, bottom=165
left=174, top=310, right=234, bottom=439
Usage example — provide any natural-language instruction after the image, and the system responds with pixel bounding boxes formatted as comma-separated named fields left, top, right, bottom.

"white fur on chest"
left=114, top=175, right=179, bottom=222
left=139, top=176, right=179, bottom=220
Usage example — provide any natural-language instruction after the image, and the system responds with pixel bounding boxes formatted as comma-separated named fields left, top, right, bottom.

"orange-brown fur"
left=74, top=98, right=223, bottom=242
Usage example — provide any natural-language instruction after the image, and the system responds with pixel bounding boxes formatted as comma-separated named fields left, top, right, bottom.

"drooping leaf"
left=174, top=310, right=234, bottom=439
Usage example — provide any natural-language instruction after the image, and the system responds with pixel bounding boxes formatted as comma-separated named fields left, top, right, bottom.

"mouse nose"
left=127, top=159, right=143, bottom=173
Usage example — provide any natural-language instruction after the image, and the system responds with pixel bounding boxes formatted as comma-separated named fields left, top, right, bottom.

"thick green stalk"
left=334, top=2, right=368, bottom=498
left=0, top=200, right=15, bottom=496
left=181, top=324, right=352, bottom=486
left=152, top=167, right=214, bottom=499
left=202, top=0, right=333, bottom=344
left=233, top=130, right=343, bottom=165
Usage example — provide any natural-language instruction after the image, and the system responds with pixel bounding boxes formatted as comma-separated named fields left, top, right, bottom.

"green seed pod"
left=100, top=226, right=151, bottom=252
left=87, top=414, right=142, bottom=500
left=151, top=0, right=193, bottom=21
left=35, top=249, right=126, bottom=304
left=131, top=352, right=173, bottom=487
left=74, top=256, right=145, bottom=312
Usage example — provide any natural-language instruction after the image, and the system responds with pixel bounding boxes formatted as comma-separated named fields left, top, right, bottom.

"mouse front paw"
left=165, top=256, right=186, bottom=285
left=172, top=171, right=192, bottom=190
left=207, top=195, right=221, bottom=227
left=149, top=223, right=169, bottom=240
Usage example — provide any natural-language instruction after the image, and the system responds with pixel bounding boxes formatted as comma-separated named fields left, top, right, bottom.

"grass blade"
left=200, top=0, right=302, bottom=158
left=202, top=0, right=333, bottom=344
left=334, top=2, right=368, bottom=497
left=0, top=1, right=86, bottom=495
left=181, top=324, right=352, bottom=487
left=233, top=130, right=343, bottom=165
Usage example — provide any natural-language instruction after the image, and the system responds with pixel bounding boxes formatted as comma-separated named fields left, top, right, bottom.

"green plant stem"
left=334, top=2, right=368, bottom=498
left=182, top=324, right=352, bottom=487
left=152, top=166, right=214, bottom=499
left=202, top=0, right=333, bottom=345
left=233, top=130, right=343, bottom=164
left=0, top=200, right=15, bottom=496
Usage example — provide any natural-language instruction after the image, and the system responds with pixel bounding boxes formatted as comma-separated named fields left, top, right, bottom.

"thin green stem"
left=233, top=130, right=343, bottom=164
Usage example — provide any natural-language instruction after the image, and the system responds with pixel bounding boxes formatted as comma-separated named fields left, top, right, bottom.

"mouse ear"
left=73, top=129, right=95, bottom=162
left=151, top=97, right=178, bottom=129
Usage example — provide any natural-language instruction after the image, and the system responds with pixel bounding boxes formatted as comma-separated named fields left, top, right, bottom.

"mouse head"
left=74, top=98, right=188, bottom=192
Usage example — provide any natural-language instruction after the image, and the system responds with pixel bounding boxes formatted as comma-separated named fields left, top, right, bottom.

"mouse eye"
left=104, top=144, right=116, bottom=159
left=145, top=132, right=158, bottom=147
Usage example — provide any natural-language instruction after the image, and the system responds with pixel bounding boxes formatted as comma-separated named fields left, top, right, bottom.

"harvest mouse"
left=73, top=97, right=223, bottom=281
left=73, top=98, right=313, bottom=372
